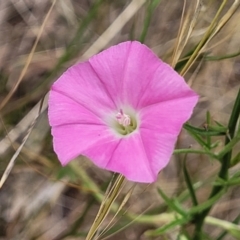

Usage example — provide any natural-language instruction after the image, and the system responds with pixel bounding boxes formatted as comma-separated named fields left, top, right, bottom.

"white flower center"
left=116, top=109, right=131, bottom=126
left=114, top=109, right=137, bottom=135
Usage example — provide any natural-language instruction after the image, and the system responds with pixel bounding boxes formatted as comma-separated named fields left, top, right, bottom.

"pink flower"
left=48, top=41, right=198, bottom=183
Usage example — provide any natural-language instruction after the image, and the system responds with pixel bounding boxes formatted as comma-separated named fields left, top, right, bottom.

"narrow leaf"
left=184, top=123, right=226, bottom=136
left=139, top=0, right=162, bottom=43
left=189, top=188, right=226, bottom=214
left=183, top=158, right=198, bottom=206
left=157, top=188, right=188, bottom=217
left=145, top=216, right=188, bottom=236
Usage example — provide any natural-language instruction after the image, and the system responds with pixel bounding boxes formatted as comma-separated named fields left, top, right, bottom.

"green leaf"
left=214, top=120, right=226, bottom=128
left=206, top=111, right=211, bottom=147
left=207, top=125, right=227, bottom=133
left=139, top=0, right=163, bottom=43
left=56, top=165, right=78, bottom=181
left=204, top=50, right=240, bottom=61
left=230, top=151, right=240, bottom=167
left=157, top=188, right=188, bottom=217
left=217, top=131, right=240, bottom=160
left=212, top=177, right=229, bottom=187
left=145, top=216, right=188, bottom=236
left=228, top=89, right=240, bottom=139
left=214, top=174, right=240, bottom=187
left=184, top=123, right=226, bottom=136
left=189, top=188, right=226, bottom=214
left=174, top=148, right=217, bottom=159
left=177, top=181, right=203, bottom=203
left=183, top=158, right=198, bottom=206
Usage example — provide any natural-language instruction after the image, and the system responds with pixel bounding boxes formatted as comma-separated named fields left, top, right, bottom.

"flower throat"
left=115, top=109, right=137, bottom=135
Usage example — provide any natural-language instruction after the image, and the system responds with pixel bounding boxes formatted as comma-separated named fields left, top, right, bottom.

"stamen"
left=116, top=109, right=131, bottom=126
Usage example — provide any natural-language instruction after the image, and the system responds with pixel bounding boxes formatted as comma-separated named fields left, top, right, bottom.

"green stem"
left=205, top=50, right=240, bottom=61
left=216, top=214, right=240, bottom=240
left=192, top=89, right=240, bottom=239
left=139, top=0, right=162, bottom=43
left=217, top=131, right=240, bottom=159
left=174, top=148, right=217, bottom=159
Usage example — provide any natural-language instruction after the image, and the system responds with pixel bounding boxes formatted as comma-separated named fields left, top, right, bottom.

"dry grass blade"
left=180, top=0, right=228, bottom=76
left=171, top=0, right=187, bottom=68
left=96, top=185, right=136, bottom=239
left=0, top=96, right=46, bottom=188
left=212, top=0, right=240, bottom=35
left=0, top=95, right=49, bottom=156
left=201, top=0, right=240, bottom=52
left=0, top=0, right=57, bottom=111
left=80, top=0, right=146, bottom=60
left=180, top=0, right=240, bottom=76
left=205, top=216, right=240, bottom=238
left=0, top=129, right=30, bottom=188
left=171, top=0, right=201, bottom=68
left=100, top=203, right=156, bottom=240
left=86, top=174, right=125, bottom=240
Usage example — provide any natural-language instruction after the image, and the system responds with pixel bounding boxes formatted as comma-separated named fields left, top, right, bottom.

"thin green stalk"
left=192, top=89, right=240, bottom=239
left=230, top=151, right=240, bottom=167
left=216, top=214, right=240, bottom=240
left=217, top=131, right=240, bottom=159
left=183, top=158, right=198, bottom=206
left=174, top=148, right=217, bottom=159
left=184, top=123, right=226, bottom=136
left=206, top=111, right=211, bottom=147
left=189, top=188, right=226, bottom=215
left=139, top=0, right=162, bottom=43
left=205, top=50, right=240, bottom=61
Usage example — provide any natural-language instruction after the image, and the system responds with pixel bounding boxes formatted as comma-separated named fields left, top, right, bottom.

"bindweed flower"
left=48, top=41, right=198, bottom=183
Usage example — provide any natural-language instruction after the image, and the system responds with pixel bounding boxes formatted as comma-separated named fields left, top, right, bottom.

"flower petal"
left=140, top=128, right=178, bottom=177
left=51, top=62, right=116, bottom=119
left=82, top=136, right=120, bottom=169
left=105, top=134, right=156, bottom=183
left=137, top=63, right=198, bottom=108
left=89, top=41, right=160, bottom=108
left=80, top=131, right=156, bottom=182
left=139, top=95, right=198, bottom=175
left=51, top=124, right=115, bottom=166
left=48, top=90, right=104, bottom=127
left=140, top=95, right=198, bottom=133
